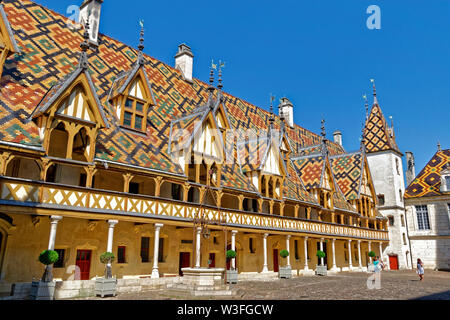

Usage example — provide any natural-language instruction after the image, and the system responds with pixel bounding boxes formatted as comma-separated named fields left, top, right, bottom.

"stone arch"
left=5, top=156, right=41, bottom=181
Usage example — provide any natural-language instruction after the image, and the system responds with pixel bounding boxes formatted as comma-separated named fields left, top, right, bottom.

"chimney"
left=79, top=0, right=103, bottom=45
left=333, top=130, right=343, bottom=147
left=405, top=151, right=416, bottom=186
left=174, top=44, right=194, bottom=82
left=278, top=97, right=294, bottom=127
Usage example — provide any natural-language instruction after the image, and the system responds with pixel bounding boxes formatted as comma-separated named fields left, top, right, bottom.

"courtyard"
left=77, top=270, right=450, bottom=300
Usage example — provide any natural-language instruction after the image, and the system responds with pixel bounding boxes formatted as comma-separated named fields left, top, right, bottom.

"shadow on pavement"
left=411, top=291, right=450, bottom=300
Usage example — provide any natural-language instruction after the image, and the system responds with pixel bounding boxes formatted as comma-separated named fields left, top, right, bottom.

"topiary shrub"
left=226, top=250, right=237, bottom=260
left=368, top=251, right=376, bottom=258
left=38, top=250, right=59, bottom=282
left=100, top=252, right=115, bottom=279
left=316, top=250, right=326, bottom=259
left=280, top=250, right=289, bottom=259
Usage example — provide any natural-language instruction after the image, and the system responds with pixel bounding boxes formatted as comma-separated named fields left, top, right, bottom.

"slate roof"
left=405, top=149, right=450, bottom=199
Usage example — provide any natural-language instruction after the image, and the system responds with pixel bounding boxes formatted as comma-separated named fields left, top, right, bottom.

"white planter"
left=95, top=277, right=117, bottom=298
left=279, top=266, right=292, bottom=279
left=226, top=270, right=238, bottom=284
left=315, top=265, right=328, bottom=276
left=30, top=281, right=55, bottom=300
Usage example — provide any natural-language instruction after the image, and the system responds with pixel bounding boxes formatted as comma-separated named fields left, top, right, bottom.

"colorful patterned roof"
left=0, top=0, right=345, bottom=199
left=364, top=103, right=399, bottom=154
left=0, top=2, right=19, bottom=52
left=330, top=152, right=363, bottom=201
left=405, top=149, right=450, bottom=199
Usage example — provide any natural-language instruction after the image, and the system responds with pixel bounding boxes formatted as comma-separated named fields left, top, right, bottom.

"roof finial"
left=79, top=15, right=90, bottom=70
left=207, top=60, right=216, bottom=106
left=321, top=118, right=327, bottom=141
left=269, top=94, right=275, bottom=128
left=217, top=60, right=225, bottom=91
left=137, top=20, right=145, bottom=65
left=438, top=141, right=442, bottom=152
left=363, top=93, right=369, bottom=120
left=361, top=121, right=366, bottom=146
left=370, top=79, right=378, bottom=105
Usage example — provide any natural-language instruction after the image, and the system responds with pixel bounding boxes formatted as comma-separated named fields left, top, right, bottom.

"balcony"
left=0, top=177, right=389, bottom=241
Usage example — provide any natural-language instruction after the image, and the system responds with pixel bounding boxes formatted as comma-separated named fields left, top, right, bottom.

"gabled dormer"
left=32, top=21, right=107, bottom=163
left=0, top=3, right=20, bottom=78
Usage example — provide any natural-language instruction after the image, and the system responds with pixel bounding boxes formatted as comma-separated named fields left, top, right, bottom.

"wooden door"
left=75, top=250, right=92, bottom=280
left=208, top=253, right=216, bottom=268
left=179, top=252, right=190, bottom=275
left=273, top=249, right=279, bottom=272
left=389, top=255, right=399, bottom=270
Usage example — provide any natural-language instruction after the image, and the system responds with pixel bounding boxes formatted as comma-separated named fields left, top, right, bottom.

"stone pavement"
left=76, top=270, right=450, bottom=300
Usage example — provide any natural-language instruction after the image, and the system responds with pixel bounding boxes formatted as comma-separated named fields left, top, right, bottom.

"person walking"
left=417, top=259, right=424, bottom=281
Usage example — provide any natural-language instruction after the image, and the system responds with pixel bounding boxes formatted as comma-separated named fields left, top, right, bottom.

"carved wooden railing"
left=0, top=177, right=389, bottom=241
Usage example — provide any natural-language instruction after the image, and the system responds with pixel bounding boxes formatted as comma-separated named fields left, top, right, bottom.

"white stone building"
left=404, top=147, right=450, bottom=271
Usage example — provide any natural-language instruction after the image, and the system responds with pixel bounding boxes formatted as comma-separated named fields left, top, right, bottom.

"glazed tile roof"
left=405, top=149, right=450, bottom=199
left=330, top=152, right=364, bottom=201
left=364, top=103, right=400, bottom=154
left=0, top=2, right=19, bottom=52
left=0, top=0, right=348, bottom=202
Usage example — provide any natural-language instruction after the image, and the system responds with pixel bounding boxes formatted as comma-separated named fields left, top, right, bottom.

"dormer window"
left=120, top=79, right=149, bottom=132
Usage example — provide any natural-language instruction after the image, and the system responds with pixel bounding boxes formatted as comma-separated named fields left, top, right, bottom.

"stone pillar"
left=319, top=238, right=325, bottom=266
left=106, top=220, right=118, bottom=278
left=286, top=235, right=291, bottom=267
left=262, top=233, right=269, bottom=273
left=303, top=237, right=309, bottom=271
left=368, top=241, right=372, bottom=263
left=47, top=216, right=63, bottom=251
left=331, top=239, right=337, bottom=271
left=151, top=223, right=164, bottom=278
left=379, top=242, right=384, bottom=266
left=348, top=240, right=353, bottom=269
left=357, top=240, right=363, bottom=269
left=195, top=227, right=202, bottom=268
left=231, top=230, right=238, bottom=270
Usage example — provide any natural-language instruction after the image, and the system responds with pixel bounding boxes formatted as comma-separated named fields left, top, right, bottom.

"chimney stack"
left=333, top=130, right=343, bottom=147
left=405, top=151, right=416, bottom=186
left=174, top=44, right=194, bottom=82
left=79, top=0, right=103, bottom=45
left=278, top=97, right=294, bottom=127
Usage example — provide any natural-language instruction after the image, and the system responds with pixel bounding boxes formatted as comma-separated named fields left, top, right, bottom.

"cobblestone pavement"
left=79, top=270, right=450, bottom=300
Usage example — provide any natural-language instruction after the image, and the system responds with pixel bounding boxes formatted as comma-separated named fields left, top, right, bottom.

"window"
left=446, top=176, right=450, bottom=190
left=140, top=237, right=150, bottom=263
left=158, top=239, right=164, bottom=263
left=181, top=240, right=193, bottom=244
left=294, top=240, right=299, bottom=260
left=213, top=237, right=218, bottom=245
left=79, top=173, right=87, bottom=187
left=402, top=233, right=407, bottom=245
left=118, top=246, right=126, bottom=264
left=399, top=189, right=403, bottom=203
left=249, top=238, right=256, bottom=253
left=401, top=215, right=405, bottom=227
left=377, top=195, right=385, bottom=206
left=388, top=216, right=395, bottom=226
left=171, top=184, right=182, bottom=201
left=53, top=249, right=65, bottom=268
left=416, top=205, right=431, bottom=230
left=120, top=79, right=148, bottom=132
left=396, top=158, right=400, bottom=175
left=129, top=182, right=140, bottom=195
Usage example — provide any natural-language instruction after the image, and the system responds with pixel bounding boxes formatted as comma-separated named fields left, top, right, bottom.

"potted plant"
left=279, top=250, right=292, bottom=279
left=30, top=250, right=59, bottom=300
left=315, top=250, right=327, bottom=276
left=95, top=252, right=117, bottom=298
left=226, top=249, right=238, bottom=284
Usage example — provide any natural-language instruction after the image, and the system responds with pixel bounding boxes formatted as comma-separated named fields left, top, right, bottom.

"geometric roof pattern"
left=405, top=149, right=450, bottom=199
left=364, top=103, right=400, bottom=154
left=330, top=151, right=364, bottom=201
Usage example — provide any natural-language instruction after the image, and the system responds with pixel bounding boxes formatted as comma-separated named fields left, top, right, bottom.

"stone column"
left=286, top=235, right=291, bottom=267
left=231, top=230, right=238, bottom=270
left=151, top=223, right=164, bottom=278
left=331, top=239, right=337, bottom=270
left=262, top=233, right=269, bottom=273
left=105, top=220, right=118, bottom=279
left=48, top=216, right=63, bottom=250
left=357, top=240, right=363, bottom=269
left=195, top=227, right=202, bottom=268
left=348, top=240, right=353, bottom=270
left=303, top=237, right=309, bottom=271
left=319, top=238, right=325, bottom=266
left=368, top=241, right=372, bottom=263
left=379, top=242, right=384, bottom=266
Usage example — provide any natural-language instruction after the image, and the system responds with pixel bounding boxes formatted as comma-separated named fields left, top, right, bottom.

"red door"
left=208, top=253, right=216, bottom=268
left=179, top=252, right=190, bottom=275
left=389, top=255, right=399, bottom=270
left=273, top=249, right=279, bottom=272
left=75, top=250, right=92, bottom=280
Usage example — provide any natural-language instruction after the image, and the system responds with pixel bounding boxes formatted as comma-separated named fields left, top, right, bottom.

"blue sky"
left=39, top=0, right=449, bottom=176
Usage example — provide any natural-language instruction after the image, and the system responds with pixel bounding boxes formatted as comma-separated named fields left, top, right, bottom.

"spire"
left=78, top=17, right=91, bottom=70
left=207, top=60, right=216, bottom=108
left=217, top=60, right=225, bottom=91
left=137, top=20, right=145, bottom=66
left=360, top=121, right=367, bottom=152
left=269, top=94, right=275, bottom=129
left=363, top=94, right=369, bottom=121
left=370, top=79, right=378, bottom=105
left=438, top=141, right=442, bottom=152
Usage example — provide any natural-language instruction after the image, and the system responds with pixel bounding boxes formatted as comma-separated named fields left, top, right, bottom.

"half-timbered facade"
left=0, top=0, right=388, bottom=285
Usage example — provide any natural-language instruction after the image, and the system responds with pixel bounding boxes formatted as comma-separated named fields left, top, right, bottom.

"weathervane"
left=370, top=79, right=378, bottom=104
left=217, top=60, right=226, bottom=90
